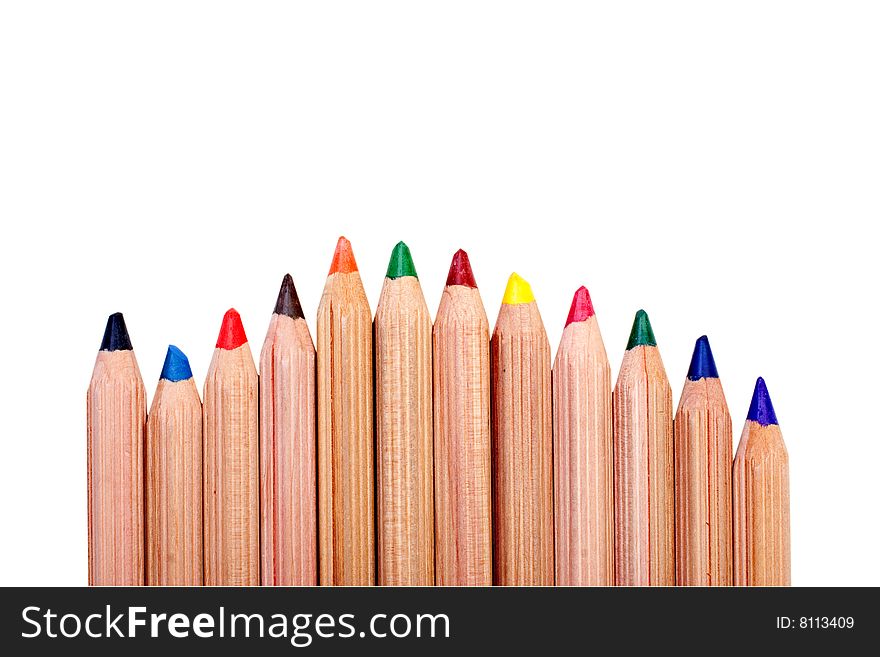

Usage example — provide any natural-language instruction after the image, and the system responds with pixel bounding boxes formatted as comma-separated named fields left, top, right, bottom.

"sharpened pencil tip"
left=747, top=377, right=779, bottom=426
left=564, top=286, right=595, bottom=326
left=329, top=236, right=358, bottom=275
left=626, top=309, right=657, bottom=350
left=216, top=308, right=248, bottom=350
left=160, top=345, right=193, bottom=382
left=502, top=273, right=535, bottom=304
left=687, top=335, right=719, bottom=380
left=446, top=249, right=477, bottom=288
left=100, top=312, right=133, bottom=351
left=386, top=241, right=418, bottom=279
left=273, top=273, right=304, bottom=319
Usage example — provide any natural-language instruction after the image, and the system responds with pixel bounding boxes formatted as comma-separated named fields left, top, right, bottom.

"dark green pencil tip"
left=626, top=309, right=657, bottom=350
left=386, top=241, right=418, bottom=279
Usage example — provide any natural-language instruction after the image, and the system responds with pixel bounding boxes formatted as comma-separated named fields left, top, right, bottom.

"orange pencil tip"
left=329, top=236, right=358, bottom=275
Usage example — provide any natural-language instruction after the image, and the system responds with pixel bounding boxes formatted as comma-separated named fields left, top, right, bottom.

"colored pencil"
left=146, top=345, right=203, bottom=586
left=374, top=242, right=435, bottom=586
left=203, top=309, right=259, bottom=586
left=552, top=287, right=613, bottom=586
left=612, top=310, right=674, bottom=586
left=674, top=336, right=733, bottom=586
left=259, top=275, right=317, bottom=586
left=317, top=236, right=375, bottom=585
left=491, top=273, right=554, bottom=586
left=87, top=312, right=146, bottom=585
left=733, top=377, right=790, bottom=585
left=433, top=249, right=493, bottom=586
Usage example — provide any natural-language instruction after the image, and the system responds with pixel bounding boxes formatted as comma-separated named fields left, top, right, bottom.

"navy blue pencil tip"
left=100, top=312, right=133, bottom=351
left=687, top=335, right=719, bottom=381
left=160, top=345, right=193, bottom=382
left=747, top=377, right=779, bottom=426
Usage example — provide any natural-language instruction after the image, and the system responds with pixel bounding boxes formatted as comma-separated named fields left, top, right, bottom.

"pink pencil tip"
left=564, top=286, right=595, bottom=326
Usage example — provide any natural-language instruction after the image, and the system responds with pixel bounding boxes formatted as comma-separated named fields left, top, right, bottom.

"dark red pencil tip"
left=565, top=286, right=595, bottom=327
left=446, top=249, right=477, bottom=288
left=216, top=308, right=248, bottom=350
left=329, top=236, right=358, bottom=275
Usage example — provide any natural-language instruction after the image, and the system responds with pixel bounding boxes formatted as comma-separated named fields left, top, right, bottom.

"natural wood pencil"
left=734, top=377, right=790, bottom=586
left=491, top=273, right=554, bottom=586
left=87, top=312, right=146, bottom=585
left=674, top=335, right=732, bottom=586
left=374, top=242, right=434, bottom=586
left=552, top=287, right=613, bottom=586
left=146, top=345, right=203, bottom=586
left=203, top=308, right=259, bottom=586
left=612, top=310, right=674, bottom=586
left=433, top=249, right=492, bottom=586
left=317, top=236, right=375, bottom=585
left=260, top=275, right=317, bottom=586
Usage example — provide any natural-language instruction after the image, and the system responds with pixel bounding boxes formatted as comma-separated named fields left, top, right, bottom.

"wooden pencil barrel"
left=260, top=314, right=317, bottom=586
left=733, top=422, right=791, bottom=585
left=552, top=317, right=613, bottom=586
left=203, top=344, right=260, bottom=585
left=146, top=378, right=203, bottom=585
left=317, top=270, right=375, bottom=585
left=491, top=302, right=554, bottom=586
left=433, top=285, right=493, bottom=586
left=375, top=276, right=434, bottom=585
left=613, top=346, right=674, bottom=586
left=87, top=350, right=146, bottom=585
left=674, top=377, right=733, bottom=586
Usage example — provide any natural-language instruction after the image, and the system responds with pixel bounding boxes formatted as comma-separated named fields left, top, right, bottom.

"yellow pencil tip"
left=502, top=272, right=535, bottom=304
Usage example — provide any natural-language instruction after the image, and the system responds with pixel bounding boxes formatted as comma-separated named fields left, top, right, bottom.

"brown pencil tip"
left=273, top=273, right=304, bottom=319
left=329, top=236, right=358, bottom=275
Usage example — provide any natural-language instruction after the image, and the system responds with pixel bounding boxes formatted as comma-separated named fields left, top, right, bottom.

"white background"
left=1, top=2, right=877, bottom=586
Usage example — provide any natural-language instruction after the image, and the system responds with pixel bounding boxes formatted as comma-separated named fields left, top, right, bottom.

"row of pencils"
left=87, top=237, right=790, bottom=587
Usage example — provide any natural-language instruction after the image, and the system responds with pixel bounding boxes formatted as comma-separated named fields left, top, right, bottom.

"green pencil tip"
left=626, top=309, right=657, bottom=350
left=386, top=241, right=417, bottom=279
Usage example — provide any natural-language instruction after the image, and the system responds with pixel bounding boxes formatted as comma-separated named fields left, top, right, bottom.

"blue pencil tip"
left=747, top=377, right=778, bottom=426
left=687, top=335, right=719, bottom=380
left=160, top=345, right=193, bottom=382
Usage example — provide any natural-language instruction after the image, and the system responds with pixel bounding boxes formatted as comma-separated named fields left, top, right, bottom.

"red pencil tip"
left=446, top=249, right=477, bottom=288
left=329, top=236, right=358, bottom=275
left=564, top=286, right=595, bottom=327
left=216, top=308, right=248, bottom=349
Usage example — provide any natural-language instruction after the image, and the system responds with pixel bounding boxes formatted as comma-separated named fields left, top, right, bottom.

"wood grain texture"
left=552, top=316, right=613, bottom=586
left=203, top=343, right=260, bottom=585
left=317, top=271, right=375, bottom=585
left=146, top=378, right=203, bottom=585
left=733, top=422, right=790, bottom=586
left=87, top=350, right=146, bottom=585
left=674, top=377, right=732, bottom=586
left=433, top=285, right=493, bottom=586
left=259, top=314, right=317, bottom=586
left=612, top=345, right=674, bottom=585
left=375, top=276, right=434, bottom=586
left=491, top=302, right=554, bottom=585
